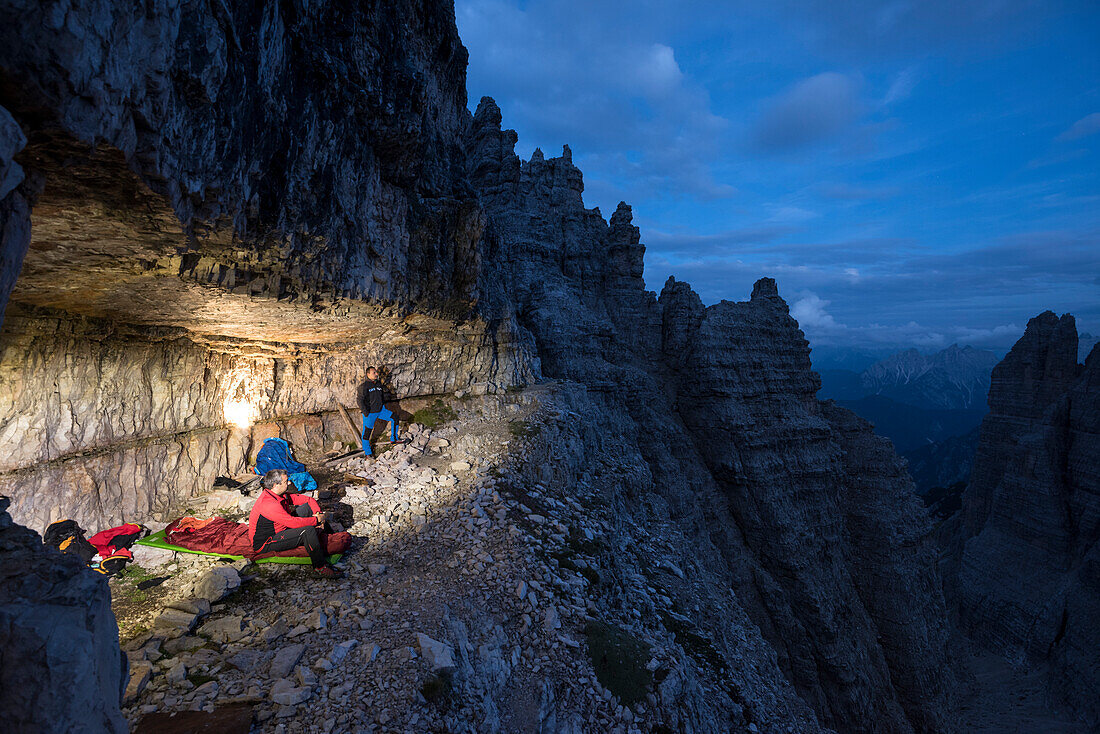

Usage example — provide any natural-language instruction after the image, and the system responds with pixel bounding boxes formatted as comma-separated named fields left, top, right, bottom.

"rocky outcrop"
left=0, top=496, right=127, bottom=733
left=469, top=103, right=956, bottom=732
left=957, top=313, right=1080, bottom=542
left=947, top=312, right=1100, bottom=726
left=662, top=278, right=954, bottom=733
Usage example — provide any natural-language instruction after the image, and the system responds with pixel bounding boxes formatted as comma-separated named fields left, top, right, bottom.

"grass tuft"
left=508, top=420, right=537, bottom=439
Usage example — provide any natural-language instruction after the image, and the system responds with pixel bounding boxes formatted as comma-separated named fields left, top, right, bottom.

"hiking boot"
left=314, top=564, right=344, bottom=580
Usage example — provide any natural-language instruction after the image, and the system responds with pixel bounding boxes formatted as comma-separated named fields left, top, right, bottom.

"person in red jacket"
left=248, top=469, right=343, bottom=579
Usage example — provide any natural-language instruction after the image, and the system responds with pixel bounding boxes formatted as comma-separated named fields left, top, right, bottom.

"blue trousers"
left=361, top=406, right=398, bottom=455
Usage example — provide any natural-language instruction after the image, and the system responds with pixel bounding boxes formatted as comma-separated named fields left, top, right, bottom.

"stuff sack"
left=255, top=437, right=317, bottom=493
left=43, top=519, right=97, bottom=564
left=255, top=437, right=307, bottom=475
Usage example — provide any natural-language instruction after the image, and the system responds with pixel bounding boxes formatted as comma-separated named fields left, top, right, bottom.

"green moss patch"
left=118, top=564, right=156, bottom=584
left=660, top=612, right=729, bottom=675
left=508, top=420, right=537, bottom=439
left=412, top=399, right=457, bottom=429
left=584, top=620, right=652, bottom=705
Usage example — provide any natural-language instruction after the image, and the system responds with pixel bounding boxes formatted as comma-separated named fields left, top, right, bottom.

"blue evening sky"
left=456, top=0, right=1100, bottom=355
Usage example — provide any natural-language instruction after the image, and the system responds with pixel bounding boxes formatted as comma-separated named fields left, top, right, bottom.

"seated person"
left=248, top=469, right=343, bottom=579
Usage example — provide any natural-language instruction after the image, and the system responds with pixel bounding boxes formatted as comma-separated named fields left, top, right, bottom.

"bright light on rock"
left=223, top=364, right=261, bottom=429
left=223, top=399, right=256, bottom=429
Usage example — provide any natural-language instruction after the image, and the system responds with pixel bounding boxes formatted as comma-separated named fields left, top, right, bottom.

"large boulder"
left=0, top=496, right=127, bottom=733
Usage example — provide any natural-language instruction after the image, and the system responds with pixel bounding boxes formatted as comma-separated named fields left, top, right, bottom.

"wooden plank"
left=322, top=449, right=364, bottom=466
left=336, top=403, right=361, bottom=442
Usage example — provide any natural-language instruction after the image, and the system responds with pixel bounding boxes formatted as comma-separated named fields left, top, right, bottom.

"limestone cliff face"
left=469, top=100, right=956, bottom=732
left=948, top=312, right=1100, bottom=726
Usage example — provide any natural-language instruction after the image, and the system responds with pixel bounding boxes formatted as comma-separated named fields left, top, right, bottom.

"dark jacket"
left=357, top=378, right=384, bottom=414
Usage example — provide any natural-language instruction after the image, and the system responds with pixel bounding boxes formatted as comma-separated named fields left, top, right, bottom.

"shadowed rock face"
left=469, top=101, right=957, bottom=733
left=947, top=312, right=1100, bottom=727
left=661, top=279, right=954, bottom=733
left=0, top=497, right=127, bottom=733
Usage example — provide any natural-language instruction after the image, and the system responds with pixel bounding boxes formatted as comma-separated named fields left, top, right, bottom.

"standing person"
left=356, top=366, right=402, bottom=456
left=248, top=469, right=343, bottom=579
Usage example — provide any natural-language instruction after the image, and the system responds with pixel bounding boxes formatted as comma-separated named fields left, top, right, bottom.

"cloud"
left=645, top=225, right=796, bottom=256
left=1025, top=148, right=1089, bottom=169
left=644, top=225, right=1100, bottom=350
left=767, top=205, right=818, bottom=223
left=1057, top=113, right=1100, bottom=141
left=952, top=323, right=1023, bottom=346
left=789, top=290, right=954, bottom=348
left=750, top=72, right=863, bottom=152
left=770, top=0, right=1059, bottom=60
left=789, top=291, right=1022, bottom=349
left=883, top=66, right=919, bottom=105
left=791, top=292, right=837, bottom=328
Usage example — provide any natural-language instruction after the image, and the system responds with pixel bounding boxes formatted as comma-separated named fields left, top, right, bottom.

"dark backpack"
left=43, top=519, right=97, bottom=564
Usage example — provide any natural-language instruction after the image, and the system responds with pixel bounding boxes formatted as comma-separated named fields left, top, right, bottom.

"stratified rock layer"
left=949, top=312, right=1100, bottom=726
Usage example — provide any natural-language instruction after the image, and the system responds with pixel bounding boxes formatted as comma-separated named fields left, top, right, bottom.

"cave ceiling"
left=7, top=134, right=453, bottom=347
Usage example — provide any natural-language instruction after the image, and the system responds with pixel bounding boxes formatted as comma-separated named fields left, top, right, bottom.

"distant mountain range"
left=817, top=344, right=997, bottom=482
left=833, top=344, right=999, bottom=410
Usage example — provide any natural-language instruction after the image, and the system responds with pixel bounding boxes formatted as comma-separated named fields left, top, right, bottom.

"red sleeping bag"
left=164, top=517, right=351, bottom=560
left=88, top=523, right=145, bottom=558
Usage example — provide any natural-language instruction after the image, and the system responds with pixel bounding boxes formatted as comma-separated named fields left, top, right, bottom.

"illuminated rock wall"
left=0, top=0, right=539, bottom=532
left=0, top=305, right=534, bottom=532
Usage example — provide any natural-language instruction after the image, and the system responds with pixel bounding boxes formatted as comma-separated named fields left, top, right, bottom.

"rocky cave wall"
left=0, top=0, right=539, bottom=533
left=0, top=304, right=534, bottom=532
left=944, top=312, right=1100, bottom=726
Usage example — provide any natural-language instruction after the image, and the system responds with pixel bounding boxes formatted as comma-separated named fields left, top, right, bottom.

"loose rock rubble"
left=115, top=387, right=825, bottom=732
